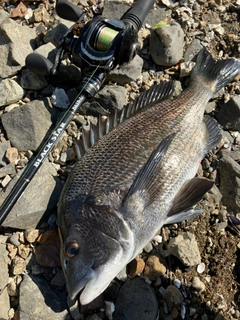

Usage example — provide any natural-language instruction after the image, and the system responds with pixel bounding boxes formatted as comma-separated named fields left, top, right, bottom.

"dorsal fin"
left=75, top=81, right=175, bottom=159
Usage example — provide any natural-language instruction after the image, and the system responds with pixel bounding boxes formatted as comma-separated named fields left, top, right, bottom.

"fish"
left=57, top=48, right=240, bottom=305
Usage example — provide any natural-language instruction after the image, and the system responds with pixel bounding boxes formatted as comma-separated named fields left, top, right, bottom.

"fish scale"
left=58, top=49, right=240, bottom=305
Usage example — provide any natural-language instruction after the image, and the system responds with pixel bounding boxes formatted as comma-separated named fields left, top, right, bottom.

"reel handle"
left=56, top=0, right=85, bottom=22
left=25, top=53, right=53, bottom=76
left=121, top=0, right=155, bottom=31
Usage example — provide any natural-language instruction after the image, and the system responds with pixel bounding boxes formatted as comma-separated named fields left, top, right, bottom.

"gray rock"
left=21, top=69, right=48, bottom=90
left=0, top=9, right=36, bottom=78
left=184, top=39, right=203, bottom=62
left=218, top=154, right=240, bottom=214
left=9, top=233, right=20, bottom=246
left=216, top=96, right=240, bottom=131
left=0, top=140, right=11, bottom=163
left=0, top=243, right=10, bottom=290
left=95, top=85, right=128, bottom=111
left=1, top=160, right=62, bottom=229
left=114, top=277, right=158, bottom=320
left=0, top=162, right=16, bottom=179
left=1, top=99, right=53, bottom=151
left=167, top=232, right=201, bottom=267
left=19, top=274, right=70, bottom=320
left=165, top=285, right=184, bottom=307
left=107, top=55, right=143, bottom=85
left=102, top=1, right=130, bottom=20
left=0, top=244, right=10, bottom=319
left=0, top=287, right=10, bottom=320
left=0, top=79, right=24, bottom=107
left=44, top=22, right=72, bottom=48
left=150, top=21, right=185, bottom=67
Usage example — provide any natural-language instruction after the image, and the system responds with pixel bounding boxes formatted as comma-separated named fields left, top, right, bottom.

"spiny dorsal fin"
left=75, top=81, right=175, bottom=159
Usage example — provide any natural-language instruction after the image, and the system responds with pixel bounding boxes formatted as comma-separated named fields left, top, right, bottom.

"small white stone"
left=197, top=262, right=205, bottom=274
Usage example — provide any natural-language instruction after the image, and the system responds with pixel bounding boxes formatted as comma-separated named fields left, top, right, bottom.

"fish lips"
left=68, top=268, right=95, bottom=301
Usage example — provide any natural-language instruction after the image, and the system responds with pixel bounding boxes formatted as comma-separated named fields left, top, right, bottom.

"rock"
left=0, top=9, right=36, bottom=78
left=51, top=87, right=70, bottom=109
left=9, top=234, right=20, bottom=246
left=128, top=256, right=145, bottom=277
left=143, top=241, right=153, bottom=253
left=114, top=277, right=158, bottom=320
left=143, top=254, right=167, bottom=281
left=216, top=96, right=240, bottom=131
left=192, top=277, right=206, bottom=292
left=5, top=147, right=18, bottom=163
left=165, top=285, right=184, bottom=307
left=0, top=287, right=10, bottom=320
left=184, top=39, right=203, bottom=62
left=107, top=55, right=143, bottom=85
left=11, top=256, right=26, bottom=275
left=166, top=232, right=201, bottom=267
left=150, top=21, right=185, bottom=66
left=24, top=229, right=40, bottom=243
left=1, top=160, right=62, bottom=229
left=0, top=140, right=11, bottom=163
left=21, top=69, right=49, bottom=90
left=0, top=162, right=16, bottom=179
left=0, top=79, right=24, bottom=107
left=44, top=23, right=69, bottom=48
left=218, top=154, right=240, bottom=213
left=19, top=274, right=70, bottom=320
left=95, top=85, right=128, bottom=111
left=1, top=99, right=53, bottom=151
left=0, top=243, right=10, bottom=291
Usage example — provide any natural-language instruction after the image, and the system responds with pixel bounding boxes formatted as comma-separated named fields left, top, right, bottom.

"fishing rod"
left=0, top=0, right=155, bottom=225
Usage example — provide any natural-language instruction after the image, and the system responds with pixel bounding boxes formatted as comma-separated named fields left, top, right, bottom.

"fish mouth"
left=68, top=268, right=95, bottom=300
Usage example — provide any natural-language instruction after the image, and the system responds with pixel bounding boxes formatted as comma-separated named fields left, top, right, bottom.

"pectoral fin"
left=166, top=177, right=214, bottom=221
left=124, top=132, right=177, bottom=209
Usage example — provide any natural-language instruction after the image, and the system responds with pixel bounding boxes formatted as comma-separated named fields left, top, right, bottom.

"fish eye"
left=65, top=240, right=79, bottom=258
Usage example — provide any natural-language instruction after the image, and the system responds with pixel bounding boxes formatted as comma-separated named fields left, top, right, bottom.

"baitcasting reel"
left=26, top=0, right=155, bottom=96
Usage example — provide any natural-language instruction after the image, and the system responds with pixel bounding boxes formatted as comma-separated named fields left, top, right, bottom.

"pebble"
left=143, top=254, right=167, bottom=281
left=166, top=232, right=201, bottom=267
left=197, top=262, right=206, bottom=274
left=143, top=241, right=153, bottom=253
left=5, top=147, right=18, bottom=163
left=9, top=234, right=20, bottom=247
left=165, top=285, right=184, bottom=307
left=11, top=256, right=26, bottom=275
left=192, top=277, right=206, bottom=292
left=128, top=256, right=145, bottom=277
left=173, top=278, right=181, bottom=288
left=24, top=229, right=40, bottom=243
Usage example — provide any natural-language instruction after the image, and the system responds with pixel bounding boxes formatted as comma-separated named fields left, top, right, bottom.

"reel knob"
left=25, top=53, right=53, bottom=76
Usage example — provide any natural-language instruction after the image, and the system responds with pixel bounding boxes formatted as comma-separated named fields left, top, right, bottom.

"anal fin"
left=205, top=115, right=222, bottom=151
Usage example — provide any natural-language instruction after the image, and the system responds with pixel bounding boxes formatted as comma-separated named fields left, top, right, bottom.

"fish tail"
left=191, top=48, right=240, bottom=95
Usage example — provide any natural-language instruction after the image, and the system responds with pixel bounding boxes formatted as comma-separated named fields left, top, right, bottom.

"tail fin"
left=191, top=48, right=240, bottom=94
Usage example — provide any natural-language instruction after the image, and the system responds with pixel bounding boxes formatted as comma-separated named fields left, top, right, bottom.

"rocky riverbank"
left=0, top=0, right=240, bottom=320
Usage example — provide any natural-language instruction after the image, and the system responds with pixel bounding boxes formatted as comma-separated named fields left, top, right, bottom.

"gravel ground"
left=0, top=0, right=240, bottom=320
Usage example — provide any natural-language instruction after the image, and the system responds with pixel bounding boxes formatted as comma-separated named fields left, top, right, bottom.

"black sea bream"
left=58, top=49, right=240, bottom=305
